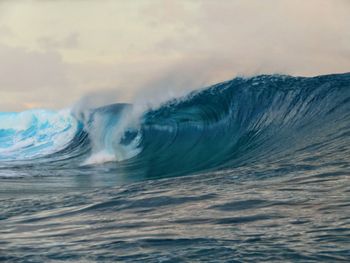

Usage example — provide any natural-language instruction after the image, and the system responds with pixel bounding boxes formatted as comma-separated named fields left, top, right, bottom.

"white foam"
left=82, top=151, right=117, bottom=165
left=0, top=109, right=79, bottom=160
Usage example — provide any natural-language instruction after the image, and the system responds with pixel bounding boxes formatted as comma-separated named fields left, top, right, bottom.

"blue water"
left=1, top=73, right=350, bottom=262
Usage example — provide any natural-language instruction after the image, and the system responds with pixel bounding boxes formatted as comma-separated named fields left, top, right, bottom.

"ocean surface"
left=0, top=73, right=350, bottom=262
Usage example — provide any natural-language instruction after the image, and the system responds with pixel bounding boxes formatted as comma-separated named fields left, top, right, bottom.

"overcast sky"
left=0, top=0, right=349, bottom=111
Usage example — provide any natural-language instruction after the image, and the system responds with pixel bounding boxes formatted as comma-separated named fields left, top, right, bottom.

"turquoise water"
left=1, top=73, right=350, bottom=262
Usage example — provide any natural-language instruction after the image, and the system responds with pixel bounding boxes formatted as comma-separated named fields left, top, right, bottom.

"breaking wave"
left=0, top=73, right=349, bottom=179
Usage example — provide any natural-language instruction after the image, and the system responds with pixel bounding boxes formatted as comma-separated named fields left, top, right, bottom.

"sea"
left=0, top=73, right=349, bottom=262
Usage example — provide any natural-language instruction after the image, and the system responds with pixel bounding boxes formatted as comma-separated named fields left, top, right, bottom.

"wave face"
left=1, top=73, right=350, bottom=262
left=0, top=73, right=350, bottom=179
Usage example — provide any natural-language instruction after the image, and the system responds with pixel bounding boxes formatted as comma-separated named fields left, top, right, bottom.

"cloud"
left=142, top=0, right=350, bottom=76
left=38, top=32, right=79, bottom=50
left=0, top=25, right=13, bottom=38
left=0, top=44, right=72, bottom=111
left=0, top=44, right=67, bottom=90
left=0, top=0, right=349, bottom=111
left=0, top=43, right=182, bottom=111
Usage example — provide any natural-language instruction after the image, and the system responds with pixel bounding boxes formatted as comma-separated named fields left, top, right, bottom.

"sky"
left=0, top=0, right=349, bottom=111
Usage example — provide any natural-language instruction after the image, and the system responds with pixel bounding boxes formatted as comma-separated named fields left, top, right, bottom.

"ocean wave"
left=0, top=73, right=349, bottom=179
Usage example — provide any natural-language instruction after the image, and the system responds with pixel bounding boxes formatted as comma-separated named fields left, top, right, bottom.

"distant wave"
left=0, top=73, right=349, bottom=178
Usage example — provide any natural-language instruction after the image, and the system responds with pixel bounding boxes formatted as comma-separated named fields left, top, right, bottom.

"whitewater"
left=1, top=73, right=350, bottom=262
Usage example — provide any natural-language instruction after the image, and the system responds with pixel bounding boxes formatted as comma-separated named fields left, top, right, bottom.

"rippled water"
left=1, top=73, right=350, bottom=262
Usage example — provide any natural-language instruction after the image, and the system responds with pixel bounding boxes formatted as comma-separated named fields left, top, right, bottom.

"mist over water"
left=0, top=73, right=350, bottom=262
